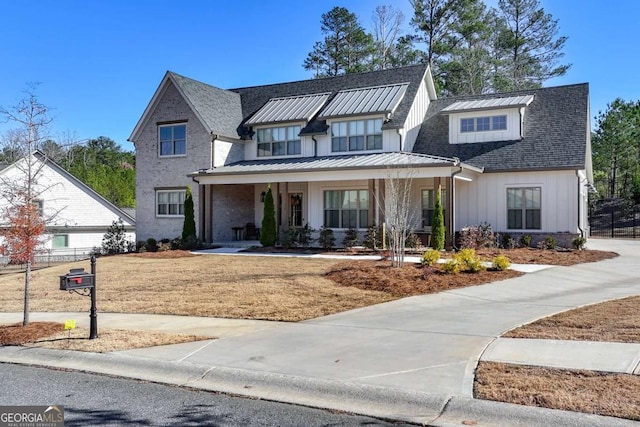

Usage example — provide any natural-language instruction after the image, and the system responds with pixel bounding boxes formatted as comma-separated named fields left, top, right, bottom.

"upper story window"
left=331, top=118, right=383, bottom=152
left=159, top=124, right=186, bottom=157
left=257, top=125, right=301, bottom=157
left=31, top=199, right=44, bottom=216
left=157, top=190, right=185, bottom=217
left=460, top=115, right=507, bottom=133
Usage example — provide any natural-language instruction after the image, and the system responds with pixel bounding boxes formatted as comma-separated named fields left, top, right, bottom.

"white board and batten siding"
left=402, top=75, right=432, bottom=153
left=455, top=170, right=582, bottom=234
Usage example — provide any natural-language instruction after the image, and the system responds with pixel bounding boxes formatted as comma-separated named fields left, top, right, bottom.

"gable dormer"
left=442, top=95, right=534, bottom=144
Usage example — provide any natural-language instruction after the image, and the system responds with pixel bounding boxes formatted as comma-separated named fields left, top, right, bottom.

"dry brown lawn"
left=0, top=321, right=209, bottom=353
left=475, top=362, right=640, bottom=421
left=504, top=296, right=640, bottom=342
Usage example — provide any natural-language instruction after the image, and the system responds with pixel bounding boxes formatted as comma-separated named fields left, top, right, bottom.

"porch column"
left=378, top=179, right=386, bottom=225
left=275, top=182, right=280, bottom=237
left=282, top=182, right=289, bottom=229
left=198, top=184, right=205, bottom=241
left=368, top=179, right=375, bottom=226
left=445, top=177, right=454, bottom=250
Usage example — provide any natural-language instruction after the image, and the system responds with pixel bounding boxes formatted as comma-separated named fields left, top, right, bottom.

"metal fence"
left=0, top=247, right=94, bottom=274
left=589, top=200, right=640, bottom=239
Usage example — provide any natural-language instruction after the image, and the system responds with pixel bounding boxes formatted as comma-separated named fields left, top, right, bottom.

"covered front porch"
left=190, top=153, right=483, bottom=248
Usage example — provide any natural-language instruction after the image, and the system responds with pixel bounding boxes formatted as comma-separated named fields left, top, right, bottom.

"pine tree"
left=431, top=185, right=445, bottom=250
left=182, top=186, right=196, bottom=246
left=260, top=186, right=277, bottom=247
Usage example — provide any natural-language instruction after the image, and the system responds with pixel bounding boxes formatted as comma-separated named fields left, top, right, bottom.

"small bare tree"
left=383, top=168, right=418, bottom=268
left=0, top=84, right=53, bottom=326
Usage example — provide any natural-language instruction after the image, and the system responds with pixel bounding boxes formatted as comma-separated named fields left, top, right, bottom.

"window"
left=31, top=200, right=44, bottom=216
left=324, top=190, right=369, bottom=229
left=159, top=124, right=186, bottom=156
left=460, top=115, right=507, bottom=133
left=157, top=190, right=186, bottom=217
left=422, top=189, right=446, bottom=227
left=331, top=118, right=382, bottom=152
left=257, top=125, right=301, bottom=157
left=507, top=187, right=541, bottom=229
left=52, top=234, right=68, bottom=248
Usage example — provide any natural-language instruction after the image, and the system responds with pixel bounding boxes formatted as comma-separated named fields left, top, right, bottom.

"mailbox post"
left=59, top=255, right=98, bottom=339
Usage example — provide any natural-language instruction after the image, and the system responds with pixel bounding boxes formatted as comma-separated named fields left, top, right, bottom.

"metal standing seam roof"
left=192, top=152, right=472, bottom=176
left=246, top=92, right=332, bottom=126
left=318, top=83, right=409, bottom=119
left=441, top=94, right=535, bottom=113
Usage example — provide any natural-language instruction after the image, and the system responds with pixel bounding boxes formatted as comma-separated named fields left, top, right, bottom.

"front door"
left=289, top=193, right=303, bottom=227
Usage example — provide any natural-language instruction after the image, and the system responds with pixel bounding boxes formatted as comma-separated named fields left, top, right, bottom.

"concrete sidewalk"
left=1, top=238, right=639, bottom=426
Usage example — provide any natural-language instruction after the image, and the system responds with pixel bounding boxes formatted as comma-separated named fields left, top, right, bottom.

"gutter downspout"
left=450, top=158, right=463, bottom=250
left=312, top=136, right=318, bottom=157
left=576, top=170, right=585, bottom=238
left=397, top=129, right=403, bottom=152
left=210, top=132, right=218, bottom=168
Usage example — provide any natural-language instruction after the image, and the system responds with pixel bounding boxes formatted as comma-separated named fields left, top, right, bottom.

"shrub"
left=544, top=236, right=556, bottom=250
left=101, top=219, right=130, bottom=255
left=260, top=186, right=277, bottom=247
left=298, top=223, right=314, bottom=247
left=318, top=227, right=335, bottom=250
left=572, top=236, right=587, bottom=250
left=456, top=248, right=485, bottom=273
left=500, top=233, right=516, bottom=249
left=406, top=232, right=422, bottom=250
left=431, top=186, right=445, bottom=250
left=136, top=241, right=146, bottom=252
left=460, top=223, right=495, bottom=249
left=492, top=254, right=511, bottom=271
left=441, top=259, right=461, bottom=274
left=182, top=186, right=196, bottom=242
left=145, top=238, right=158, bottom=252
left=421, top=248, right=440, bottom=266
left=342, top=228, right=359, bottom=249
left=520, top=234, right=532, bottom=247
left=283, top=228, right=298, bottom=249
left=363, top=224, right=383, bottom=250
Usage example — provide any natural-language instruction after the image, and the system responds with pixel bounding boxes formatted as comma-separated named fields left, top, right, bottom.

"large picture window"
left=159, top=124, right=186, bottom=156
left=460, top=115, right=507, bottom=133
left=422, top=189, right=446, bottom=228
left=257, top=125, right=301, bottom=157
left=157, top=190, right=186, bottom=217
left=324, top=190, right=369, bottom=229
left=507, top=187, right=541, bottom=229
left=331, top=118, right=383, bottom=152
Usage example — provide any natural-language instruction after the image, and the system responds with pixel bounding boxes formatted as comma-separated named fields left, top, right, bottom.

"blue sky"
left=0, top=1, right=638, bottom=153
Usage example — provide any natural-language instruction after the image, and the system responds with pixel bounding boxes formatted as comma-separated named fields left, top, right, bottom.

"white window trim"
left=329, top=117, right=384, bottom=153
left=156, top=189, right=186, bottom=218
left=323, top=188, right=370, bottom=230
left=506, top=186, right=542, bottom=231
left=158, top=123, right=187, bottom=158
left=255, top=124, right=303, bottom=158
left=460, top=114, right=508, bottom=133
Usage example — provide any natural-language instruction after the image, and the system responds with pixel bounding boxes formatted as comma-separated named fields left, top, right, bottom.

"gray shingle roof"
left=193, top=152, right=461, bottom=176
left=169, top=72, right=243, bottom=140
left=413, top=83, right=589, bottom=172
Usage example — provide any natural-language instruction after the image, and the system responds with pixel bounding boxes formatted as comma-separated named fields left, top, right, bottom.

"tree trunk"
left=23, top=261, right=31, bottom=326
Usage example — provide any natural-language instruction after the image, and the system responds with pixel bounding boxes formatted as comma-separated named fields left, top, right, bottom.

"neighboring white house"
left=0, top=152, right=135, bottom=258
left=129, top=64, right=592, bottom=248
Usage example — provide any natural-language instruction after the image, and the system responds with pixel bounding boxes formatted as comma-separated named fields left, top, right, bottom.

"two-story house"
left=129, top=64, right=591, bottom=247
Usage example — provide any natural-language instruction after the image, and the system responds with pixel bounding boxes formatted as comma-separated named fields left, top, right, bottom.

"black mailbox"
left=60, top=268, right=95, bottom=290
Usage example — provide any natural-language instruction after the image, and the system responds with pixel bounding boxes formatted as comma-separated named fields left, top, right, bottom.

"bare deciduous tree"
left=0, top=84, right=54, bottom=326
left=383, top=168, right=418, bottom=268
left=371, top=5, right=404, bottom=70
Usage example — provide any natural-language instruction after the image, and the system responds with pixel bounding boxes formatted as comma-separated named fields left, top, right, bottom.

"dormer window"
left=460, top=115, right=507, bottom=133
left=331, top=118, right=383, bottom=152
left=257, top=125, right=301, bottom=157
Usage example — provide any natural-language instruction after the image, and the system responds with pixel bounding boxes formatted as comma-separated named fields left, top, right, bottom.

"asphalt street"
left=0, top=363, right=415, bottom=426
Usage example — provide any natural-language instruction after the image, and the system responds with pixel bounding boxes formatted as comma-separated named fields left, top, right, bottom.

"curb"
left=1, top=346, right=637, bottom=426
